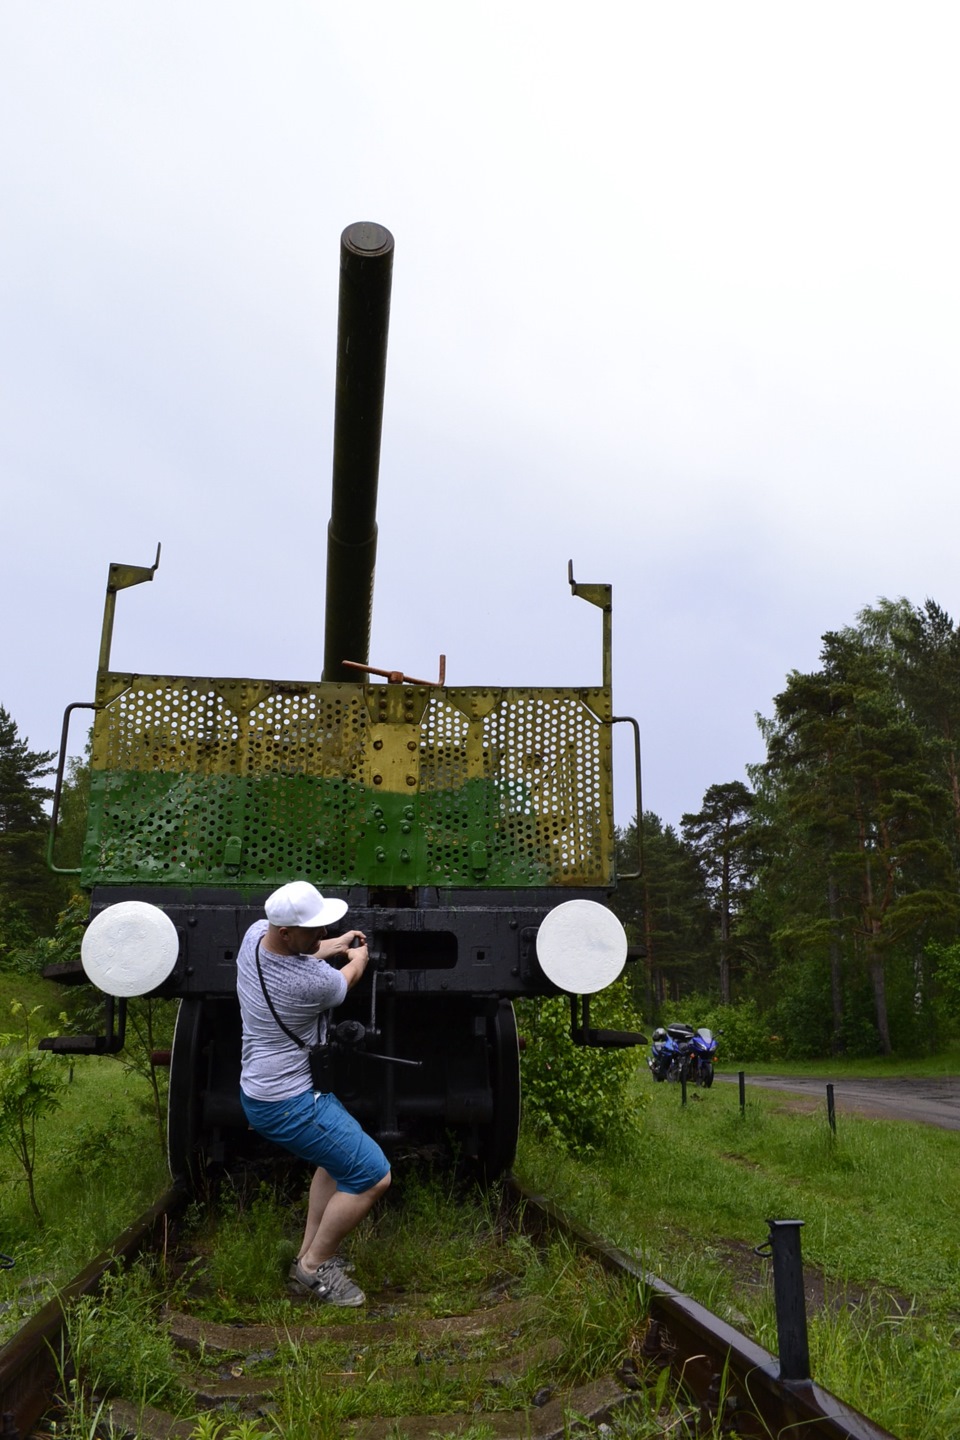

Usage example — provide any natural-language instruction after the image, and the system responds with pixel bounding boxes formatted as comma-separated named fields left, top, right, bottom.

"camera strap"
left=254, top=939, right=322, bottom=1050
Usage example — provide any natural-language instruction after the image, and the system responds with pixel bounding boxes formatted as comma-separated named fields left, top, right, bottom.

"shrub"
left=0, top=1001, right=65, bottom=1224
left=767, top=960, right=835, bottom=1059
left=660, top=994, right=779, bottom=1063
left=59, top=1109, right=138, bottom=1178
left=926, top=939, right=960, bottom=1030
left=516, top=978, right=645, bottom=1156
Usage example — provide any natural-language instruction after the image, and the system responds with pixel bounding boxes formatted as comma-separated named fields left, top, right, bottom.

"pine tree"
left=757, top=623, right=957, bottom=1054
left=681, top=782, right=756, bottom=1004
left=613, top=814, right=713, bottom=1013
left=0, top=706, right=60, bottom=948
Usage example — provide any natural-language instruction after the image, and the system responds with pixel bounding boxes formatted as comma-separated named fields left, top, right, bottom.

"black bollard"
left=764, top=1219, right=811, bottom=1382
left=826, top=1083, right=837, bottom=1134
left=738, top=1069, right=746, bottom=1116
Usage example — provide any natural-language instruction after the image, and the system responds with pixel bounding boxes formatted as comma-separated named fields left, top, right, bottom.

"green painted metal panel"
left=83, top=675, right=614, bottom=890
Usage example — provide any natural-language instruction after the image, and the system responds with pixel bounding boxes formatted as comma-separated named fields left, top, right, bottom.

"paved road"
left=715, top=1073, right=960, bottom=1129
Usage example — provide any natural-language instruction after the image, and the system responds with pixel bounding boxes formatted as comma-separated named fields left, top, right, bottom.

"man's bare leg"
left=297, top=1167, right=338, bottom=1262
left=300, top=1170, right=391, bottom=1270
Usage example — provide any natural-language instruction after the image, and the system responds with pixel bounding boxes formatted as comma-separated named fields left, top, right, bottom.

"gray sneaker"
left=289, top=1254, right=354, bottom=1279
left=292, top=1257, right=365, bottom=1307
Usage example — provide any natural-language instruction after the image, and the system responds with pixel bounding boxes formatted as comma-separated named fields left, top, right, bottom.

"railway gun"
left=43, top=221, right=644, bottom=1185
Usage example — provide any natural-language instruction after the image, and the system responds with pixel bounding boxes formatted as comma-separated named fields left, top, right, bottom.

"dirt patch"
left=719, top=1151, right=763, bottom=1170
left=655, top=1224, right=913, bottom=1327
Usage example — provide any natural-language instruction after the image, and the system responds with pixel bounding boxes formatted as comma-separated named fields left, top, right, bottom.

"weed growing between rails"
left=515, top=1064, right=960, bottom=1440
left=68, top=1263, right=187, bottom=1411
left=182, top=1163, right=527, bottom=1324
left=54, top=1164, right=663, bottom=1438
left=185, top=1419, right=276, bottom=1440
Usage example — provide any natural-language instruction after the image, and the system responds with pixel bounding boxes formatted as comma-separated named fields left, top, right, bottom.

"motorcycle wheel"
left=702, top=1061, right=714, bottom=1089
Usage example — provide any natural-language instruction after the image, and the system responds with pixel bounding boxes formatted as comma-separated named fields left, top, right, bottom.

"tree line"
left=613, top=596, right=960, bottom=1059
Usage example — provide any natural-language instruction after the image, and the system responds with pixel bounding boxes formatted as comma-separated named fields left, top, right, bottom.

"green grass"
left=717, top=1040, right=960, bottom=1079
left=0, top=1049, right=170, bottom=1340
left=183, top=1168, right=534, bottom=1326
left=0, top=971, right=64, bottom=1028
left=7, top=1027, right=960, bottom=1438
left=517, top=1062, right=960, bottom=1440
left=61, top=1170, right=648, bottom=1440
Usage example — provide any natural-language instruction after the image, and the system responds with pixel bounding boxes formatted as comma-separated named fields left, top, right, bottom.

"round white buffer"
left=80, top=901, right=180, bottom=998
left=535, top=898, right=628, bottom=994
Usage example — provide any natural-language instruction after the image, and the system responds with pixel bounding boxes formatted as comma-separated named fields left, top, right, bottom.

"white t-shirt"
left=236, top=919, right=348, bottom=1101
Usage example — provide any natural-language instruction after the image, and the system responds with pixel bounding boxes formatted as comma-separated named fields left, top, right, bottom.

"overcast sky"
left=2, top=3, right=958, bottom=830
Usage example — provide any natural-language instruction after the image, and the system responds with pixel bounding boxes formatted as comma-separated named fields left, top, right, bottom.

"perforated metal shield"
left=85, top=675, right=614, bottom=890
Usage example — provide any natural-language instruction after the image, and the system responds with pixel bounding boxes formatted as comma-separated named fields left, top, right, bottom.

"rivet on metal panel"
left=373, top=774, right=383, bottom=785
left=375, top=848, right=386, bottom=863
left=405, top=775, right=416, bottom=786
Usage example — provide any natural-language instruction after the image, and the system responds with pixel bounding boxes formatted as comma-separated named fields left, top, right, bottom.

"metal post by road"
left=827, top=1083, right=837, bottom=1134
left=738, top=1070, right=746, bottom=1116
left=764, top=1219, right=811, bottom=1382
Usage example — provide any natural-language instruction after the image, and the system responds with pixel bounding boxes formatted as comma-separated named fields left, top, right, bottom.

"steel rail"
left=508, top=1178, right=898, bottom=1440
left=0, top=1185, right=188, bottom=1440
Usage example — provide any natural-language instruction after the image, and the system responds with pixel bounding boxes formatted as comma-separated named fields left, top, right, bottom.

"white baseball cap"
left=264, top=881, right=348, bottom=929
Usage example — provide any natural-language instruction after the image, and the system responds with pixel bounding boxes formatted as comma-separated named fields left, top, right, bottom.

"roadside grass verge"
left=516, top=1064, right=960, bottom=1440
left=715, top=1039, right=960, bottom=1079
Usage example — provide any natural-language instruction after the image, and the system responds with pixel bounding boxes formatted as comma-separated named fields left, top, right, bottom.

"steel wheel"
left=167, top=999, right=204, bottom=1187
left=477, top=999, right=521, bottom=1181
left=167, top=997, right=245, bottom=1187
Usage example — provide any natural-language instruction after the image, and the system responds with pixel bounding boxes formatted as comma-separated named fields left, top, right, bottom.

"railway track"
left=0, top=1171, right=897, bottom=1440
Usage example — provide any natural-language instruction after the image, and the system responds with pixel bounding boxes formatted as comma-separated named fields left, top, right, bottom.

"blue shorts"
left=241, top=1087, right=390, bottom=1195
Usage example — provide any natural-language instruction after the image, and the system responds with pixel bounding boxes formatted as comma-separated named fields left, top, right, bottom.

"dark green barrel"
left=322, top=221, right=395, bottom=683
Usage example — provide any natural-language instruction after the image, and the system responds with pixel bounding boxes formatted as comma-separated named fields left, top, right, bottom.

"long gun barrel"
left=322, top=221, right=395, bottom=683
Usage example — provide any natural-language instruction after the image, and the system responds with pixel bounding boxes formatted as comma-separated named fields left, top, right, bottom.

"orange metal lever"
left=342, top=656, right=447, bottom=686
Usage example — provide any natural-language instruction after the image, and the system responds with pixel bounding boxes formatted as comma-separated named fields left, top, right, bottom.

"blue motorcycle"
left=648, top=1023, right=717, bottom=1088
